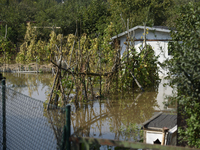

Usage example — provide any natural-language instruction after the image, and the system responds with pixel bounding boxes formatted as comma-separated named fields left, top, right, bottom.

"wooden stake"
left=128, top=69, right=144, bottom=92
left=4, top=24, right=7, bottom=39
left=47, top=68, right=59, bottom=110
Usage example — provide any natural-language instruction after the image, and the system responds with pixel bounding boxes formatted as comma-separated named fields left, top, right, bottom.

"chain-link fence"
left=0, top=80, right=66, bottom=150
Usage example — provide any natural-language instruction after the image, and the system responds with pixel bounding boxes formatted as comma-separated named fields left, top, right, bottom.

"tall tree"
left=80, top=0, right=110, bottom=35
left=166, top=2, right=200, bottom=148
left=108, top=0, right=173, bottom=32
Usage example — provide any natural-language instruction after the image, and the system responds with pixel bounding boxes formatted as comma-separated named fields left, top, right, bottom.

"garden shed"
left=111, top=26, right=173, bottom=77
left=142, top=112, right=177, bottom=146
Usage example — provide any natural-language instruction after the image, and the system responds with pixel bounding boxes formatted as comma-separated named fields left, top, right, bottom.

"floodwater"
left=0, top=72, right=174, bottom=149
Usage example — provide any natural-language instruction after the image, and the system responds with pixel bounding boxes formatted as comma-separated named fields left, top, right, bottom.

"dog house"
left=142, top=112, right=177, bottom=145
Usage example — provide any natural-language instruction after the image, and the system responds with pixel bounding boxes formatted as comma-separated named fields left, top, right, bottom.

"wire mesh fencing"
left=0, top=80, right=66, bottom=150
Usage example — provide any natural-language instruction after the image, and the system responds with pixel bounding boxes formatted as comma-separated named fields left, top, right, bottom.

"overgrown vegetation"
left=0, top=0, right=198, bottom=45
left=1, top=0, right=200, bottom=147
left=165, top=2, right=200, bottom=148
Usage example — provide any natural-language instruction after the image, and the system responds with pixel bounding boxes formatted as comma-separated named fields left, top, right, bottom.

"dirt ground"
left=0, top=63, right=54, bottom=72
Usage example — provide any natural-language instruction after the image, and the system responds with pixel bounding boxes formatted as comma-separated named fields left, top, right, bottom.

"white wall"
left=118, top=29, right=171, bottom=77
left=146, top=131, right=163, bottom=144
left=154, top=78, right=173, bottom=111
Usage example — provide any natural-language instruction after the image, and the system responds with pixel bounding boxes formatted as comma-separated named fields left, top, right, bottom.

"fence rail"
left=69, top=137, right=200, bottom=150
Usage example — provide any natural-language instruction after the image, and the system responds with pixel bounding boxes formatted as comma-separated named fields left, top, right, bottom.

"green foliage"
left=16, top=23, right=63, bottom=64
left=0, top=37, right=15, bottom=64
left=118, top=44, right=160, bottom=90
left=0, top=0, right=181, bottom=46
left=100, top=22, right=118, bottom=71
left=108, top=0, right=173, bottom=32
left=80, top=0, right=110, bottom=35
left=166, top=2, right=200, bottom=148
left=0, top=0, right=35, bottom=43
left=119, top=123, right=143, bottom=142
left=16, top=22, right=37, bottom=63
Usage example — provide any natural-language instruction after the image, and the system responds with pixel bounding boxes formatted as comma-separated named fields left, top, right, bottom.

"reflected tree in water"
left=3, top=72, right=52, bottom=97
left=43, top=109, right=66, bottom=148
left=43, top=88, right=159, bottom=144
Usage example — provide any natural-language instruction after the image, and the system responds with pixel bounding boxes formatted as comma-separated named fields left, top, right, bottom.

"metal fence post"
left=66, top=105, right=71, bottom=150
left=2, top=79, right=6, bottom=150
left=61, top=105, right=71, bottom=150
left=61, top=126, right=66, bottom=150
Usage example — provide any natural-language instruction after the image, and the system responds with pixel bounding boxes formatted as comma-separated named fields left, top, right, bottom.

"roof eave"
left=111, top=26, right=171, bottom=40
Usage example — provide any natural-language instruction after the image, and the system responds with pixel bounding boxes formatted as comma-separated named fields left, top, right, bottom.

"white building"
left=111, top=26, right=173, bottom=77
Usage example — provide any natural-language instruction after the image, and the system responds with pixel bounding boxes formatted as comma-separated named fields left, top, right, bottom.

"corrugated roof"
left=144, top=113, right=177, bottom=129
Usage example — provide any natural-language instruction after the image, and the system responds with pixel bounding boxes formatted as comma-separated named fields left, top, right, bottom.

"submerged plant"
left=119, top=123, right=143, bottom=142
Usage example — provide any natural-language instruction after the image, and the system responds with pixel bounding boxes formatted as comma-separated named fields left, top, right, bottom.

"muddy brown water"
left=1, top=72, right=174, bottom=149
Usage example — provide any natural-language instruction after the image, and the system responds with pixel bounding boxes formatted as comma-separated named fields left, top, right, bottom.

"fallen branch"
left=128, top=69, right=144, bottom=92
left=51, top=60, right=117, bottom=76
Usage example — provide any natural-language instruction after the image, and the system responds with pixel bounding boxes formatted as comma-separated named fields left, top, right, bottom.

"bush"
left=166, top=2, right=200, bottom=148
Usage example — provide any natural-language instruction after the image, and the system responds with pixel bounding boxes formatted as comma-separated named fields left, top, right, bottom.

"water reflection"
left=3, top=72, right=53, bottom=101
left=43, top=109, right=66, bottom=148
left=2, top=73, right=173, bottom=145
left=69, top=89, right=159, bottom=142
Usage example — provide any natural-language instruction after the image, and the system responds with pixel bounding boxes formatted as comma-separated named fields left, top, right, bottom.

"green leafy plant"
left=119, top=123, right=143, bottom=142
left=115, top=44, right=160, bottom=91
left=0, top=37, right=15, bottom=64
left=165, top=2, right=200, bottom=148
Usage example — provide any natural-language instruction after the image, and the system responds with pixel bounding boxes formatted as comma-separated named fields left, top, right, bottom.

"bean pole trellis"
left=46, top=21, right=159, bottom=109
left=46, top=31, right=122, bottom=110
